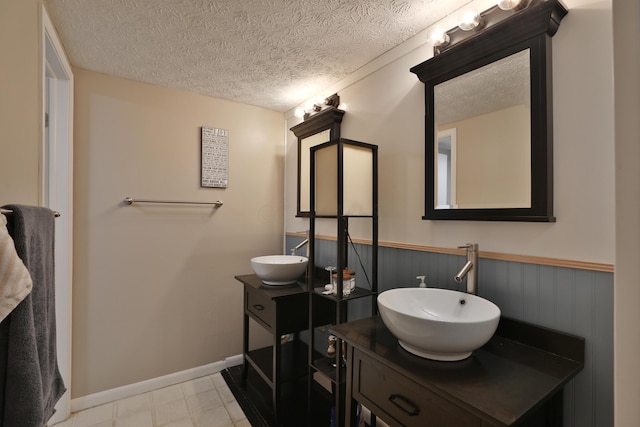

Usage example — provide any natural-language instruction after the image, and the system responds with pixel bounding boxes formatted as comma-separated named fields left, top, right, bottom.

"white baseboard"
left=224, top=353, right=243, bottom=368
left=70, top=354, right=243, bottom=413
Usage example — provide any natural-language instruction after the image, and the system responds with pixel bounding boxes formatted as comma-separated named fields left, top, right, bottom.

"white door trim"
left=41, top=6, right=74, bottom=424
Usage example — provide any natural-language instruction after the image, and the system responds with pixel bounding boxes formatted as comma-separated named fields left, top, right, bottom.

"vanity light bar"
left=430, top=0, right=541, bottom=55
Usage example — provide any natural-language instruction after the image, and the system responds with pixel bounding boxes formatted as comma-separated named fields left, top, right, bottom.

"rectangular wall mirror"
left=290, top=108, right=344, bottom=217
left=411, top=0, right=568, bottom=222
left=434, top=49, right=531, bottom=210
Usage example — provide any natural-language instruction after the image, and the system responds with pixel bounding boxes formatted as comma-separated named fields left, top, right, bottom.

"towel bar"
left=1, top=208, right=60, bottom=217
left=124, top=197, right=223, bottom=207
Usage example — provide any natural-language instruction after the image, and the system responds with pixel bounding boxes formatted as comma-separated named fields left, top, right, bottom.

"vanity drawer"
left=245, top=287, right=275, bottom=331
left=353, top=350, right=481, bottom=427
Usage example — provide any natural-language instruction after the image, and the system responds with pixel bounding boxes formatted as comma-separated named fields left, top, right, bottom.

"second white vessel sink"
left=250, top=255, right=308, bottom=286
left=378, top=287, right=500, bottom=361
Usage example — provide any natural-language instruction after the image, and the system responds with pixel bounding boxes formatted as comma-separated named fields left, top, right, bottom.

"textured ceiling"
left=435, top=49, right=530, bottom=124
left=44, top=0, right=471, bottom=112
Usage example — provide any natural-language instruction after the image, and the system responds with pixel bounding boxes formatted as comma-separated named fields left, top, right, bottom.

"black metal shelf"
left=306, top=138, right=379, bottom=427
left=312, top=286, right=377, bottom=302
left=245, top=341, right=310, bottom=388
left=311, top=356, right=347, bottom=385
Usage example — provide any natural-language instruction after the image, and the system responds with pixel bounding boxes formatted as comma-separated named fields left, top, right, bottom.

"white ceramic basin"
left=378, top=288, right=500, bottom=361
left=250, top=255, right=308, bottom=286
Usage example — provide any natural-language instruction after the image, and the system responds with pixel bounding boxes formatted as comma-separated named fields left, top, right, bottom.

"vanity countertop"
left=331, top=316, right=584, bottom=426
left=235, top=274, right=307, bottom=297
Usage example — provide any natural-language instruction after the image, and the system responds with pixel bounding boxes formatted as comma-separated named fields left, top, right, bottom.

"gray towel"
left=0, top=205, right=66, bottom=427
left=0, top=213, right=33, bottom=322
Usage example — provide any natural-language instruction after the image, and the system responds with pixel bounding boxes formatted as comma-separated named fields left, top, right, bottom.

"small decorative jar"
left=332, top=268, right=356, bottom=296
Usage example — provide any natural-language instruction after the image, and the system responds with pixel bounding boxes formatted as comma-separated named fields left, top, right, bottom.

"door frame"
left=41, top=6, right=73, bottom=424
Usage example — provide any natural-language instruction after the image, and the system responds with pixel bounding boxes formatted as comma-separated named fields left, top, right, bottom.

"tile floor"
left=54, top=372, right=250, bottom=427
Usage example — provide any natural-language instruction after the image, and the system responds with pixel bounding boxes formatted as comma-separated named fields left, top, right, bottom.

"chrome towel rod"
left=124, top=197, right=223, bottom=207
left=0, top=208, right=61, bottom=217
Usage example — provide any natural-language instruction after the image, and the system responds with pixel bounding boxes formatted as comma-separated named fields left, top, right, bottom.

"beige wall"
left=440, top=105, right=530, bottom=208
left=613, top=0, right=640, bottom=424
left=73, top=69, right=284, bottom=397
left=0, top=0, right=42, bottom=205
left=286, top=0, right=615, bottom=265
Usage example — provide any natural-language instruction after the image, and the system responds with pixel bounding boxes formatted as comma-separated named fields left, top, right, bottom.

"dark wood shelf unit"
left=306, top=138, right=379, bottom=427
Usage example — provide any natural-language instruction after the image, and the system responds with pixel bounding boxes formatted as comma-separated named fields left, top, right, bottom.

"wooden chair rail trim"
left=286, top=232, right=614, bottom=273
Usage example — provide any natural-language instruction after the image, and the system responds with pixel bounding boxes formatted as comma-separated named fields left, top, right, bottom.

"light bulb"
left=429, top=28, right=450, bottom=47
left=458, top=8, right=481, bottom=31
left=497, top=0, right=522, bottom=10
left=294, top=108, right=305, bottom=118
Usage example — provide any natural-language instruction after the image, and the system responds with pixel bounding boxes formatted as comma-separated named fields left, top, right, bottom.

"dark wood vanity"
left=235, top=274, right=310, bottom=422
left=331, top=316, right=584, bottom=427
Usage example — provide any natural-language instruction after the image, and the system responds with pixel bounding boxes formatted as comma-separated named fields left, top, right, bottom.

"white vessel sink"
left=378, top=287, right=500, bottom=361
left=250, top=255, right=308, bottom=286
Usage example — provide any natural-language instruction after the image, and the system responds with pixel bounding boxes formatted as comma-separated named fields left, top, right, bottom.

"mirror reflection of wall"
left=434, top=49, right=531, bottom=209
left=299, top=130, right=330, bottom=212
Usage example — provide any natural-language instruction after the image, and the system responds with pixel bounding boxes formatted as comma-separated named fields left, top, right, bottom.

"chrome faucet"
left=290, top=230, right=311, bottom=280
left=454, top=243, right=478, bottom=295
left=290, top=230, right=309, bottom=257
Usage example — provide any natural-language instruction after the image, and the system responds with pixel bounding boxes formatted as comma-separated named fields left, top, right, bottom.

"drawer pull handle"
left=388, top=394, right=420, bottom=416
left=252, top=304, right=265, bottom=311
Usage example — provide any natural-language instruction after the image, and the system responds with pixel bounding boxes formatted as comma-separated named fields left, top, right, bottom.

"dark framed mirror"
left=411, top=0, right=568, bottom=222
left=290, top=107, right=345, bottom=217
